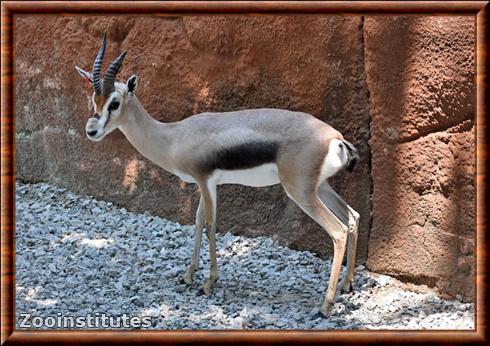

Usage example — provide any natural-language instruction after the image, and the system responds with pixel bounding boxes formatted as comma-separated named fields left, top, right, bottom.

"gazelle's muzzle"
left=85, top=117, right=104, bottom=141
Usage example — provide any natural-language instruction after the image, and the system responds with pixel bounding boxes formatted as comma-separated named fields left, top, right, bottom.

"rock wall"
left=364, top=17, right=475, bottom=300
left=15, top=15, right=475, bottom=299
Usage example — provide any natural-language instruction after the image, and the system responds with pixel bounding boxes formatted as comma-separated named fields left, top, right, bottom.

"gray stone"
left=15, top=182, right=475, bottom=330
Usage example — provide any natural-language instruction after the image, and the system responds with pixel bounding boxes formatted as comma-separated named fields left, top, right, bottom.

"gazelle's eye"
left=109, top=101, right=120, bottom=111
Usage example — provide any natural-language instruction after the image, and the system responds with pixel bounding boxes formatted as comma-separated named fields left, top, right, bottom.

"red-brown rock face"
left=15, top=14, right=475, bottom=299
left=364, top=17, right=475, bottom=300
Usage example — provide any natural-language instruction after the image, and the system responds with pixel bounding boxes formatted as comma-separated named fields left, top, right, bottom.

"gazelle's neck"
left=119, top=96, right=175, bottom=172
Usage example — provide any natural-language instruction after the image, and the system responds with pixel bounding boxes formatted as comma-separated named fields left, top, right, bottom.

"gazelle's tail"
left=341, top=140, right=359, bottom=172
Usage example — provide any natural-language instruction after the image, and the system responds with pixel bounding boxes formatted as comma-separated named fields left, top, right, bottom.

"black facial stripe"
left=201, top=141, right=279, bottom=172
left=102, top=98, right=119, bottom=129
left=103, top=112, right=111, bottom=129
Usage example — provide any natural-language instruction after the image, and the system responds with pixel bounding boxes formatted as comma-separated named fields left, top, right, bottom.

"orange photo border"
left=1, top=1, right=488, bottom=344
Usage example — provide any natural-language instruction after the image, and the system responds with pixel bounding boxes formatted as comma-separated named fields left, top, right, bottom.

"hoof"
left=182, top=267, right=196, bottom=285
left=197, top=286, right=211, bottom=296
left=182, top=274, right=193, bottom=286
left=199, top=277, right=217, bottom=296
left=310, top=305, right=331, bottom=320
left=341, top=280, right=353, bottom=293
left=316, top=302, right=332, bottom=319
left=311, top=311, right=329, bottom=320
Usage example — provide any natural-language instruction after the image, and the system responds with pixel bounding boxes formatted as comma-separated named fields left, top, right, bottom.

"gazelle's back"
left=178, top=108, right=340, bottom=141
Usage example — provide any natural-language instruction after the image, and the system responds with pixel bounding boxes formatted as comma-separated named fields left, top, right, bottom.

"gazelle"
left=75, top=33, right=360, bottom=318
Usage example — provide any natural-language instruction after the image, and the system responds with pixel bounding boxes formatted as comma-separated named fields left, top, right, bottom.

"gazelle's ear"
left=127, top=75, right=139, bottom=95
left=75, top=66, right=93, bottom=86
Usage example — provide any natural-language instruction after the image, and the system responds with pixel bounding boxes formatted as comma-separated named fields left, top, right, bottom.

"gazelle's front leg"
left=198, top=180, right=219, bottom=295
left=182, top=195, right=205, bottom=285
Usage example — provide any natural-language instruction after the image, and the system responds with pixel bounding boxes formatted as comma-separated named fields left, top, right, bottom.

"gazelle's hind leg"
left=317, top=182, right=360, bottom=293
left=182, top=195, right=205, bottom=285
left=281, top=180, right=348, bottom=317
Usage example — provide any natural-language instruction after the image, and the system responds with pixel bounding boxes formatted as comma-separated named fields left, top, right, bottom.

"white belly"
left=175, top=163, right=280, bottom=187
left=216, top=163, right=280, bottom=187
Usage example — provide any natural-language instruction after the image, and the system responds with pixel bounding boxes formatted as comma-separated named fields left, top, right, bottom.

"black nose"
left=86, top=130, right=97, bottom=137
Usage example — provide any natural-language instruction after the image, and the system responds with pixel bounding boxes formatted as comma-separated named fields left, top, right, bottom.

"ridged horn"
left=92, top=32, right=106, bottom=95
left=102, top=51, right=127, bottom=96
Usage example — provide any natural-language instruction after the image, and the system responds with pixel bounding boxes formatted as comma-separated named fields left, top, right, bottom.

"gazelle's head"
left=75, top=33, right=138, bottom=141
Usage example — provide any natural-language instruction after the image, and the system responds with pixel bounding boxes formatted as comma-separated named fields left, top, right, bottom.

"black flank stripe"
left=203, top=141, right=279, bottom=172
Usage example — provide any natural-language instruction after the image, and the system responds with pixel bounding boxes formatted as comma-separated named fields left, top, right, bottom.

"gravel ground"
left=15, top=182, right=474, bottom=330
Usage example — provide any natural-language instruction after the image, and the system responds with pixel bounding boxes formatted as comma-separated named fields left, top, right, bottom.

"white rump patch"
left=320, top=139, right=346, bottom=181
